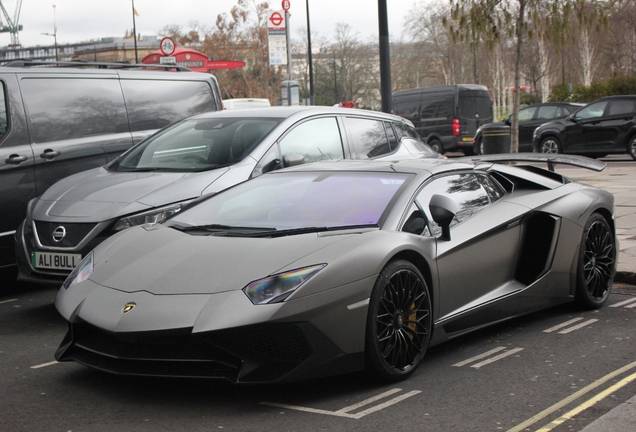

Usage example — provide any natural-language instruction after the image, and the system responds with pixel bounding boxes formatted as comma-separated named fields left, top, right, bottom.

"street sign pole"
left=285, top=11, right=292, bottom=80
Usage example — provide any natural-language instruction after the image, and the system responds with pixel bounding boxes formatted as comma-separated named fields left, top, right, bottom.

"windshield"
left=109, top=117, right=281, bottom=172
left=167, top=171, right=412, bottom=232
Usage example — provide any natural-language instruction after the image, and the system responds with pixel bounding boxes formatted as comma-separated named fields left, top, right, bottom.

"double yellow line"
left=508, top=360, right=636, bottom=432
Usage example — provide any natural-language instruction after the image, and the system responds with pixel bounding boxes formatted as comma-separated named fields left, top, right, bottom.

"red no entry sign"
left=269, top=11, right=284, bottom=27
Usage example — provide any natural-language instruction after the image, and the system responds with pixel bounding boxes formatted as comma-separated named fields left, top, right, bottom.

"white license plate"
left=31, top=252, right=82, bottom=270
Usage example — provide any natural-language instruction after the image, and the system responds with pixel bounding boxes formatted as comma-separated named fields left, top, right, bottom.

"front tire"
left=539, top=136, right=561, bottom=154
left=575, top=213, right=615, bottom=309
left=628, top=135, right=636, bottom=160
left=366, top=260, right=432, bottom=381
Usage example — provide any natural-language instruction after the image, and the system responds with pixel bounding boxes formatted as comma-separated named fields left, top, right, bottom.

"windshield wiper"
left=170, top=223, right=276, bottom=233
left=243, top=224, right=378, bottom=238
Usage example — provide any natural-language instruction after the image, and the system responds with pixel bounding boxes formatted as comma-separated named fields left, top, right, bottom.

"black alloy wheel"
left=366, top=260, right=432, bottom=381
left=576, top=213, right=615, bottom=309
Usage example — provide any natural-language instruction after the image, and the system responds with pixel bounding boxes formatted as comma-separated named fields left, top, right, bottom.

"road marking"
left=470, top=347, right=524, bottom=369
left=0, top=298, right=18, bottom=305
left=452, top=347, right=507, bottom=367
left=335, top=388, right=402, bottom=413
left=543, top=317, right=583, bottom=333
left=626, top=302, right=636, bottom=309
left=557, top=318, right=598, bottom=334
left=30, top=361, right=59, bottom=369
left=610, top=298, right=636, bottom=308
left=536, top=371, right=636, bottom=431
left=506, top=360, right=636, bottom=432
left=261, top=388, right=421, bottom=419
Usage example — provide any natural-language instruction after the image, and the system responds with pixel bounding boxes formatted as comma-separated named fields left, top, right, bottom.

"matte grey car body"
left=15, top=106, right=440, bottom=286
left=55, top=154, right=617, bottom=383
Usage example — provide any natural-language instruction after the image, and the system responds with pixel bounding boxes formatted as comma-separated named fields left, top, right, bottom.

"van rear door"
left=458, top=89, right=493, bottom=139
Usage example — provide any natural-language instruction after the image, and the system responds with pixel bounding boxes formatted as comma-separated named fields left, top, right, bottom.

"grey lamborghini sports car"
left=55, top=154, right=617, bottom=383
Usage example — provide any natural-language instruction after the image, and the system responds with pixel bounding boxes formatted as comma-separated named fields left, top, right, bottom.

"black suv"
left=532, top=95, right=636, bottom=159
left=474, top=102, right=583, bottom=154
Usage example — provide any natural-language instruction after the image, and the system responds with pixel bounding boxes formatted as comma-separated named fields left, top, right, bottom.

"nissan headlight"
left=243, top=264, right=326, bottom=305
left=62, top=252, right=93, bottom=289
left=113, top=202, right=190, bottom=232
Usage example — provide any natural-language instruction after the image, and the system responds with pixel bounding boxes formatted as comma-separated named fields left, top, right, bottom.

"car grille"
left=35, top=221, right=98, bottom=248
left=57, top=322, right=314, bottom=382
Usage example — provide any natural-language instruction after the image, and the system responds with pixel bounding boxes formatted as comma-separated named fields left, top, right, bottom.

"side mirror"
left=504, top=116, right=511, bottom=125
left=261, top=158, right=282, bottom=174
left=567, top=114, right=578, bottom=123
left=429, top=194, right=457, bottom=241
left=283, top=153, right=305, bottom=167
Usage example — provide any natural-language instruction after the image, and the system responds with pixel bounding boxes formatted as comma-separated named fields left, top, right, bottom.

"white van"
left=223, top=98, right=271, bottom=109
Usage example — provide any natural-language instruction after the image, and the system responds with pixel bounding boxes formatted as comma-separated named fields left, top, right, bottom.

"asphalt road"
left=1, top=282, right=634, bottom=432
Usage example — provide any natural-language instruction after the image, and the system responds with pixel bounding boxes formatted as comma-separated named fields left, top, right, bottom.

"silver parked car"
left=15, top=106, right=441, bottom=286
left=54, top=154, right=616, bottom=383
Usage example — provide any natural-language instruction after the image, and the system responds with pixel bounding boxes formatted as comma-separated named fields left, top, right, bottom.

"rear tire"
left=366, top=260, right=432, bottom=381
left=575, top=213, right=615, bottom=309
left=428, top=139, right=443, bottom=154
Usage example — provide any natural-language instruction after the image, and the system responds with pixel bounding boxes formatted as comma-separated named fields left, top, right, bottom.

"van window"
left=420, top=97, right=454, bottom=120
left=344, top=117, right=392, bottom=159
left=121, top=80, right=216, bottom=131
left=0, top=81, right=7, bottom=138
left=393, top=97, right=420, bottom=121
left=20, top=78, right=129, bottom=143
left=459, top=95, right=492, bottom=120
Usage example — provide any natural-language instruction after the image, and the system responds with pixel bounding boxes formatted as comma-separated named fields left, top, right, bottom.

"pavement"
left=532, top=159, right=636, bottom=432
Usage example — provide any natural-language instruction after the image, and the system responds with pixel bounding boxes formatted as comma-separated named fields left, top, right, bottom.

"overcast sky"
left=8, top=0, right=420, bottom=48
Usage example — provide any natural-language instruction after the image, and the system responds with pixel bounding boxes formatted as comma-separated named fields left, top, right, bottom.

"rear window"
left=121, top=80, right=216, bottom=131
left=459, top=94, right=492, bottom=121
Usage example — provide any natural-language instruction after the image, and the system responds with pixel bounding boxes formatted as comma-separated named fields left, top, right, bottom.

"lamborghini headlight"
left=62, top=252, right=93, bottom=290
left=243, top=264, right=326, bottom=305
left=112, top=202, right=190, bottom=232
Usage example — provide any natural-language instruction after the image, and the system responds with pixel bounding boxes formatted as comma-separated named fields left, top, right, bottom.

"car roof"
left=190, top=106, right=408, bottom=122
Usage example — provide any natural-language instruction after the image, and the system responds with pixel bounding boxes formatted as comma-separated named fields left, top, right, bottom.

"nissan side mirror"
left=429, top=194, right=457, bottom=241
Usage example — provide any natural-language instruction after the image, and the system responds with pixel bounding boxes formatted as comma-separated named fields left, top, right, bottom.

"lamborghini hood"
left=88, top=224, right=357, bottom=295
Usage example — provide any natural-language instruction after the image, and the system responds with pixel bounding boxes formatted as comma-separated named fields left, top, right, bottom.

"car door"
left=595, top=98, right=636, bottom=153
left=0, top=76, right=35, bottom=267
left=517, top=106, right=538, bottom=150
left=18, top=75, right=133, bottom=196
left=413, top=173, right=529, bottom=329
left=562, top=100, right=608, bottom=153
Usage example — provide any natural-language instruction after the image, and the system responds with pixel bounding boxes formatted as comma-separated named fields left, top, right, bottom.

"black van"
left=0, top=61, right=223, bottom=269
left=392, top=84, right=493, bottom=155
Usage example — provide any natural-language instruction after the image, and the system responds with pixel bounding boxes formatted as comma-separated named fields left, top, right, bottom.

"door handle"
left=40, top=149, right=61, bottom=160
left=5, top=154, right=28, bottom=165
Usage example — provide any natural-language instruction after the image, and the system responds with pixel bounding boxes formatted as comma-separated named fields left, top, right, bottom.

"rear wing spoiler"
left=457, top=153, right=606, bottom=172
